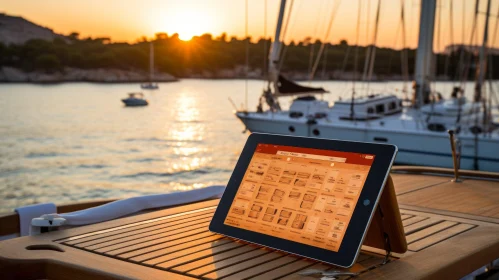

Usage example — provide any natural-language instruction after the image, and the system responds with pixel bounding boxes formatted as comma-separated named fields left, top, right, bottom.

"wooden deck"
left=0, top=168, right=498, bottom=279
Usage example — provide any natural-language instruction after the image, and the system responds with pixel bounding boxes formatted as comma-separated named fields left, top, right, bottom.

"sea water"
left=0, top=79, right=487, bottom=212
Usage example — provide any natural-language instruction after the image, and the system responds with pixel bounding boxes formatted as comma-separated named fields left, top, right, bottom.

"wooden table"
left=1, top=170, right=498, bottom=279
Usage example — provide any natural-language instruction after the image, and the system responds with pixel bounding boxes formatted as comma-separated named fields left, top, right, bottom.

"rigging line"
left=308, top=0, right=341, bottom=81
left=280, top=0, right=295, bottom=42
left=308, top=0, right=326, bottom=80
left=400, top=0, right=409, bottom=96
left=488, top=62, right=499, bottom=108
left=488, top=3, right=499, bottom=108
left=456, top=0, right=467, bottom=85
left=308, top=45, right=315, bottom=82
left=428, top=0, right=442, bottom=124
left=263, top=0, right=268, bottom=87
left=365, top=0, right=382, bottom=94
left=321, top=43, right=328, bottom=79
left=463, top=4, right=481, bottom=131
left=386, top=15, right=402, bottom=90
left=460, top=0, right=480, bottom=90
left=444, top=0, right=453, bottom=81
left=350, top=0, right=363, bottom=121
left=433, top=0, right=441, bottom=95
left=277, top=0, right=297, bottom=72
left=491, top=2, right=499, bottom=47
left=339, top=43, right=353, bottom=79
left=478, top=0, right=492, bottom=131
left=361, top=0, right=372, bottom=85
left=245, top=0, right=249, bottom=111
left=338, top=0, right=356, bottom=81
left=408, top=0, right=415, bottom=53
left=475, top=0, right=491, bottom=103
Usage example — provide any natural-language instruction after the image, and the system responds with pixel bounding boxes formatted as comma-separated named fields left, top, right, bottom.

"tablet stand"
left=299, top=175, right=408, bottom=277
left=363, top=175, right=407, bottom=255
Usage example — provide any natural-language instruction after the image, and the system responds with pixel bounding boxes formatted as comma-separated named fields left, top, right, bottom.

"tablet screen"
left=224, top=143, right=375, bottom=252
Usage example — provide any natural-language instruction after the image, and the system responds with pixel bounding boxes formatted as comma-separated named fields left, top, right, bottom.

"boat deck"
left=0, top=167, right=498, bottom=279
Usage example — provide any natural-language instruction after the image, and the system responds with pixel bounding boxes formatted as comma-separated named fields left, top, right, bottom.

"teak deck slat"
left=171, top=245, right=261, bottom=273
left=402, top=215, right=427, bottom=227
left=137, top=239, right=237, bottom=264
left=72, top=215, right=214, bottom=248
left=247, top=258, right=316, bottom=280
left=95, top=226, right=213, bottom=254
left=356, top=226, right=499, bottom=280
left=150, top=241, right=242, bottom=267
left=403, top=217, right=443, bottom=235
left=56, top=206, right=217, bottom=244
left=398, top=179, right=499, bottom=218
left=390, top=173, right=448, bottom=195
left=277, top=253, right=381, bottom=280
left=185, top=248, right=272, bottom=277
left=400, top=214, right=413, bottom=221
left=405, top=221, right=458, bottom=244
left=222, top=255, right=299, bottom=280
left=63, top=211, right=215, bottom=245
left=200, top=252, right=286, bottom=279
left=278, top=263, right=332, bottom=280
left=408, top=223, right=476, bottom=252
left=117, top=234, right=223, bottom=259
left=87, top=221, right=212, bottom=251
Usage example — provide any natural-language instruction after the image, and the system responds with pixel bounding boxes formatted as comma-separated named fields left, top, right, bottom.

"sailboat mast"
left=149, top=42, right=154, bottom=82
left=474, top=0, right=492, bottom=102
left=413, top=0, right=436, bottom=108
left=268, top=0, right=287, bottom=94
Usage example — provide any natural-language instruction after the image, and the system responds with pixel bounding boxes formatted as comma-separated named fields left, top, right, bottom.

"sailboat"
left=141, top=41, right=159, bottom=90
left=235, top=0, right=499, bottom=172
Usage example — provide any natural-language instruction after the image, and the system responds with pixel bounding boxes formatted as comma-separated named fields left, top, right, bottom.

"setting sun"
left=156, top=9, right=213, bottom=41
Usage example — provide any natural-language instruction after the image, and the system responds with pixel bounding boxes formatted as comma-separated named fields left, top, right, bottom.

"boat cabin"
left=421, top=97, right=493, bottom=133
left=288, top=96, right=329, bottom=118
left=331, top=94, right=403, bottom=120
left=127, top=92, right=145, bottom=99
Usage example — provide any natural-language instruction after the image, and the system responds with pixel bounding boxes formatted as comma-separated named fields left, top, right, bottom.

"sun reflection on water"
left=167, top=92, right=204, bottom=143
left=175, top=93, right=199, bottom=123
left=165, top=92, right=211, bottom=173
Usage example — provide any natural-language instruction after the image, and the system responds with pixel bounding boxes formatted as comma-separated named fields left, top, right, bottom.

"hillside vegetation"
left=1, top=15, right=498, bottom=81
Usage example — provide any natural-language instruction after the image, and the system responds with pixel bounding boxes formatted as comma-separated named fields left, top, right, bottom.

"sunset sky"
left=3, top=0, right=499, bottom=51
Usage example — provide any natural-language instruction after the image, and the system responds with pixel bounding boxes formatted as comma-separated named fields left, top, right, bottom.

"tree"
left=68, top=32, right=80, bottom=41
left=216, top=33, right=227, bottom=42
left=34, top=54, right=61, bottom=73
left=155, top=32, right=168, bottom=40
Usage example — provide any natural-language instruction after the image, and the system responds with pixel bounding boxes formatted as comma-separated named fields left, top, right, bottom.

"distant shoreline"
left=0, top=80, right=180, bottom=85
left=0, top=67, right=179, bottom=84
left=0, top=66, right=482, bottom=84
left=0, top=77, right=478, bottom=85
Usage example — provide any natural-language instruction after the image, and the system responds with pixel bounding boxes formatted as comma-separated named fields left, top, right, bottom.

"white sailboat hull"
left=237, top=112, right=499, bottom=172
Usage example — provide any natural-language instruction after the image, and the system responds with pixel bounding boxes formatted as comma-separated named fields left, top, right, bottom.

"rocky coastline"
left=0, top=67, right=178, bottom=83
left=0, top=66, right=425, bottom=84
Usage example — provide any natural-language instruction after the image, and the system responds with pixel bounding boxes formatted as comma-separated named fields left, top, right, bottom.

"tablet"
left=209, top=133, right=397, bottom=268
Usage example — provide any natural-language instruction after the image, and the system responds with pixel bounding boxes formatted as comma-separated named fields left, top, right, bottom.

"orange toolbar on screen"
left=224, top=144, right=374, bottom=252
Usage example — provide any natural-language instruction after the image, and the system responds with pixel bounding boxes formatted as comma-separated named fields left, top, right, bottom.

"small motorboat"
left=121, top=92, right=148, bottom=107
